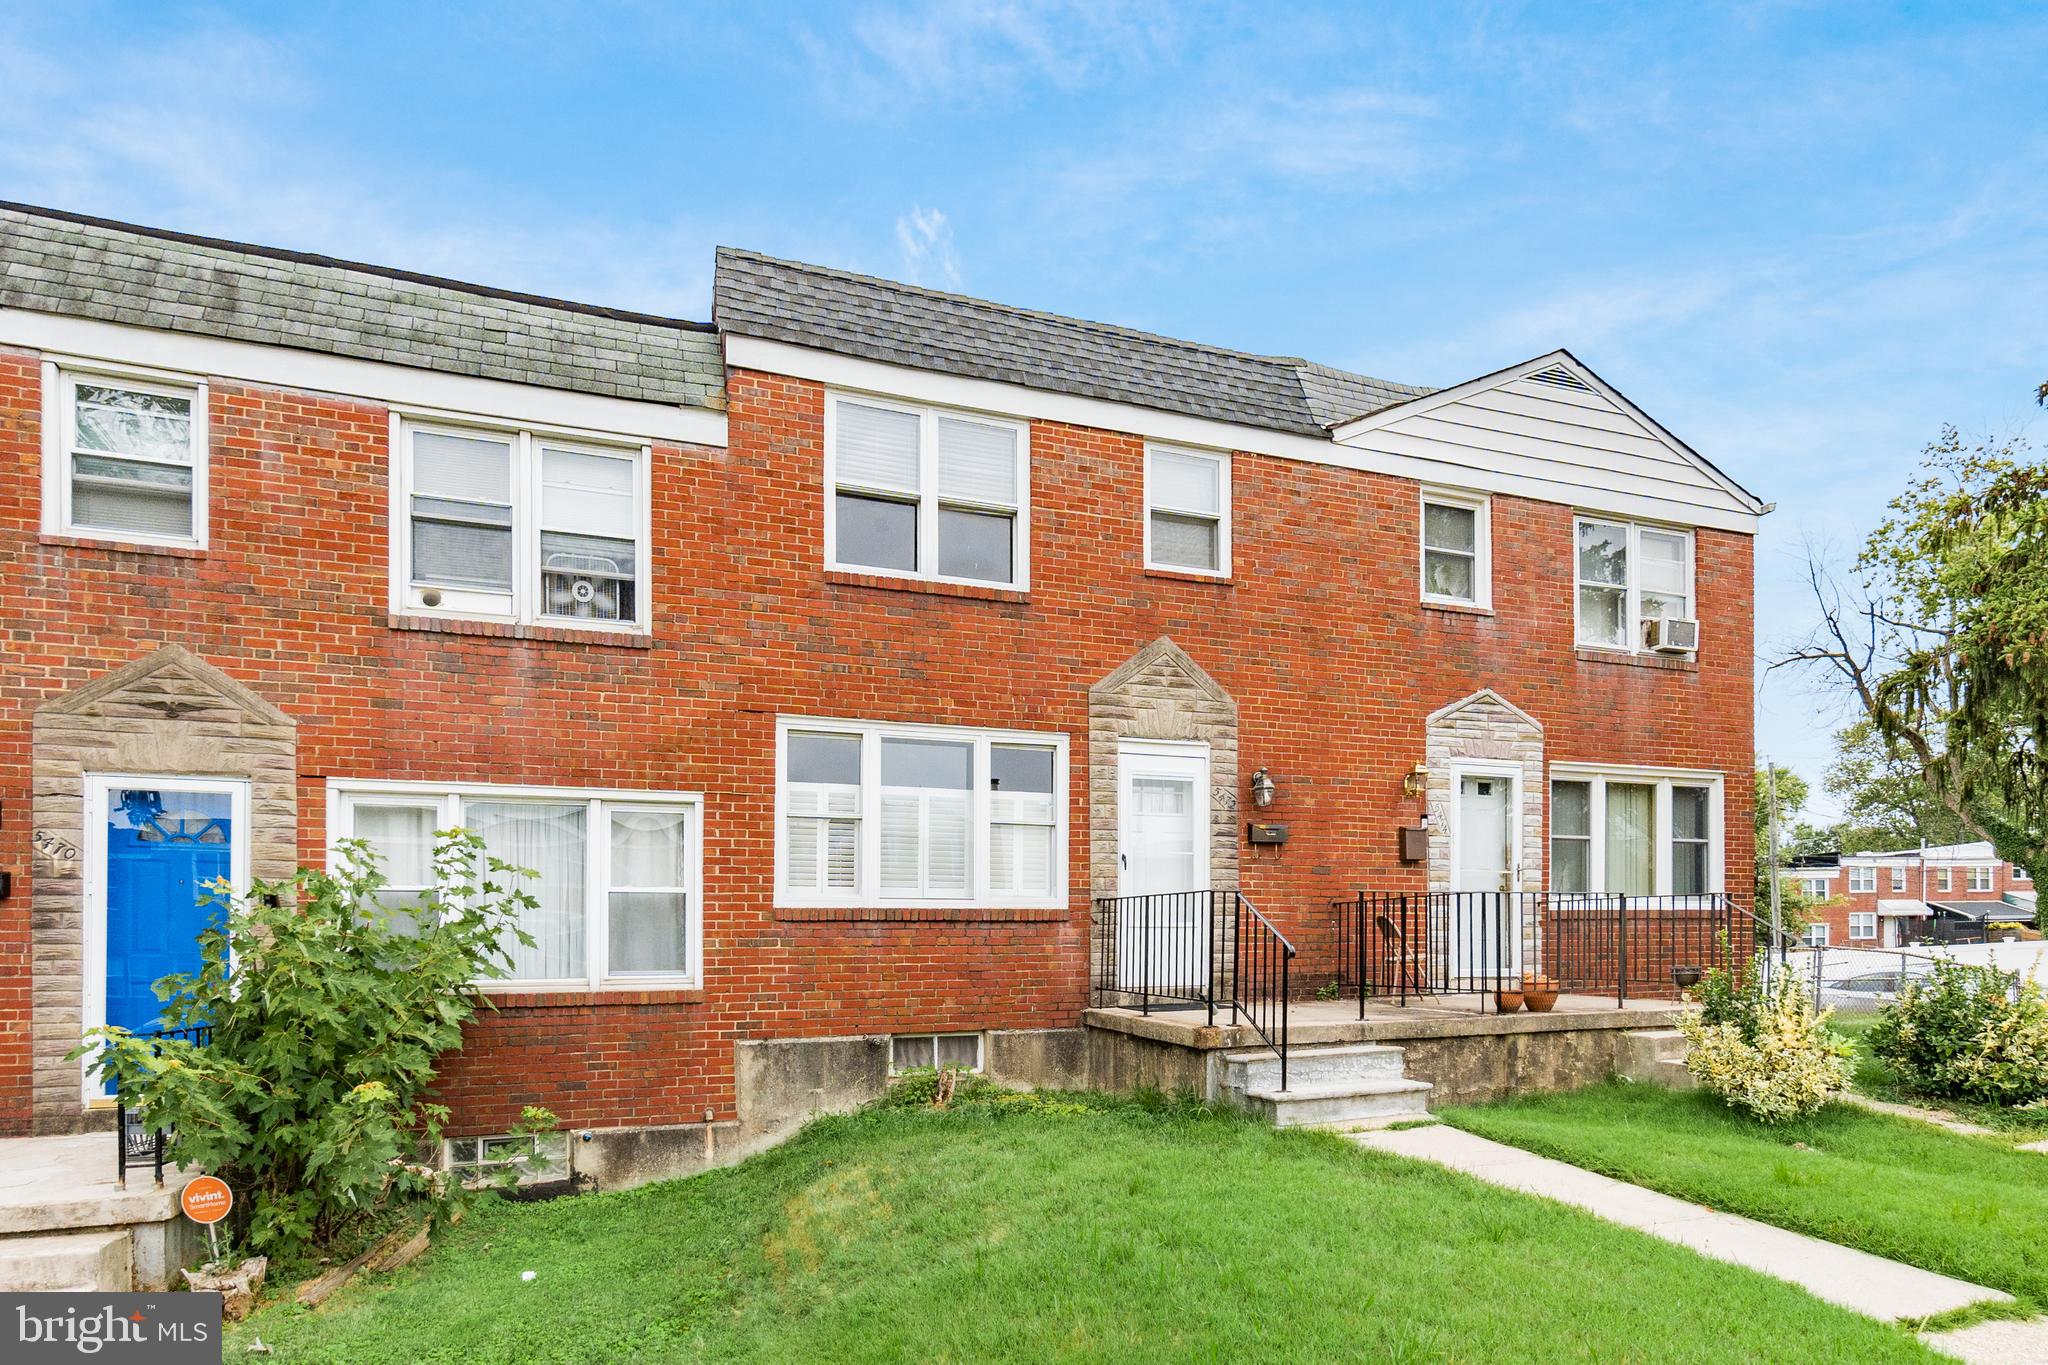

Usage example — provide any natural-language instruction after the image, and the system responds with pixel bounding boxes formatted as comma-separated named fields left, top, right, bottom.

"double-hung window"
left=1800, top=876, right=1830, bottom=901
left=1890, top=866, right=1907, bottom=892
left=1549, top=770, right=1720, bottom=896
left=46, top=367, right=206, bottom=547
left=1574, top=518, right=1693, bottom=651
left=1804, top=922, right=1830, bottom=948
left=778, top=719, right=1066, bottom=908
left=330, top=781, right=702, bottom=988
left=1967, top=865, right=1994, bottom=893
left=1848, top=865, right=1876, bottom=894
left=1849, top=911, right=1878, bottom=940
left=1420, top=491, right=1489, bottom=607
left=396, top=418, right=649, bottom=630
left=826, top=395, right=1027, bottom=588
left=1144, top=446, right=1230, bottom=575
left=1936, top=867, right=1953, bottom=892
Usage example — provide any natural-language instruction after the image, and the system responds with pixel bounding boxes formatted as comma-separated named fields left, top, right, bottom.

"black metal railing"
left=114, top=1025, right=210, bottom=1189
left=1232, top=895, right=1296, bottom=1091
left=1331, top=892, right=1739, bottom=1013
left=1091, top=890, right=1296, bottom=1088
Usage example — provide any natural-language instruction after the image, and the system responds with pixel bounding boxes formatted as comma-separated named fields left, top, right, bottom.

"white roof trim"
left=0, top=308, right=729, bottom=448
left=726, top=335, right=1763, bottom=533
left=1329, top=350, right=1767, bottom=517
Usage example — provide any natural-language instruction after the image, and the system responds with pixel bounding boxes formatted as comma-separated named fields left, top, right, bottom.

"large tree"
left=1823, top=719, right=1975, bottom=852
left=1776, top=417, right=2048, bottom=882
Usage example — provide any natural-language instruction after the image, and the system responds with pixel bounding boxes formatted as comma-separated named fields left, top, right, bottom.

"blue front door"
left=103, top=786, right=233, bottom=1046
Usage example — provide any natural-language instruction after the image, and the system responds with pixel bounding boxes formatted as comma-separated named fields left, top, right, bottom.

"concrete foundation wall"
left=1394, top=1028, right=1631, bottom=1106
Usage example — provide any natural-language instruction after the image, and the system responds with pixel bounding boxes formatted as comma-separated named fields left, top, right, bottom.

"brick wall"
left=0, top=351, right=1756, bottom=1136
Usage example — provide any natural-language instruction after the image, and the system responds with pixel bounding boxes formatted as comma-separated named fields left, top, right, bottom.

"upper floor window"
left=47, top=368, right=206, bottom=547
left=1800, top=876, right=1830, bottom=901
left=1936, top=867, right=1953, bottom=891
left=2013, top=865, right=2031, bottom=884
left=1967, top=865, right=1994, bottom=893
left=826, top=395, right=1027, bottom=589
left=1549, top=770, right=1719, bottom=896
left=330, top=780, right=702, bottom=989
left=1574, top=518, right=1694, bottom=652
left=1144, top=446, right=1230, bottom=576
left=1848, top=865, right=1876, bottom=894
left=777, top=718, right=1065, bottom=908
left=1890, top=866, right=1907, bottom=892
left=1420, top=491, right=1490, bottom=607
left=395, top=419, right=648, bottom=630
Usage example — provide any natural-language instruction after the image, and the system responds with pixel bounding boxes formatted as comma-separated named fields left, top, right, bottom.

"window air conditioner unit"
left=1644, top=617, right=1699, bottom=653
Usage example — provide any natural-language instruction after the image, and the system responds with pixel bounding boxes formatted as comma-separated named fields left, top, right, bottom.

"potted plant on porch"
left=1521, top=973, right=1560, bottom=1012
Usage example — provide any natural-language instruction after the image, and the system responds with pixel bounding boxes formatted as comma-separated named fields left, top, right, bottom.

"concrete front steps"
left=1224, top=1043, right=1435, bottom=1130
left=0, top=1229, right=134, bottom=1292
left=1616, top=1028, right=1694, bottom=1091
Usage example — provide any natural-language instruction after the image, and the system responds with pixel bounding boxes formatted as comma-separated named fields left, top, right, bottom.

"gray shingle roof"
left=714, top=248, right=1430, bottom=437
left=0, top=203, right=725, bottom=411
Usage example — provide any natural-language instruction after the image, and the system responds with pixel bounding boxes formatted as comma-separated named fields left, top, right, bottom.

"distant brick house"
left=1784, top=843, right=2037, bottom=947
left=0, top=203, right=1764, bottom=1175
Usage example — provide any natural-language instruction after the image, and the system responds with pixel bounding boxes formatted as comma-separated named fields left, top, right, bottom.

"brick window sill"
left=774, top=905, right=1070, bottom=924
left=388, top=615, right=656, bottom=649
left=480, top=987, right=707, bottom=1008
left=1142, top=568, right=1235, bottom=587
left=1575, top=647, right=1698, bottom=673
left=38, top=533, right=205, bottom=560
left=1422, top=599, right=1493, bottom=618
left=823, top=570, right=1030, bottom=604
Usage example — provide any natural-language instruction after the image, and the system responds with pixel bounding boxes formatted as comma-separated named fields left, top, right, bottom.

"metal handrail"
left=1230, top=893, right=1297, bottom=1091
left=113, top=1024, right=210, bottom=1189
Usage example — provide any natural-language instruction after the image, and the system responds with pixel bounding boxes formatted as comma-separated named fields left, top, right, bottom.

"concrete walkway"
left=1353, top=1124, right=2008, bottom=1323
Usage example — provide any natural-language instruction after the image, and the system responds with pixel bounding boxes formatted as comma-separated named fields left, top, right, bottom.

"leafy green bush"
left=1869, top=960, right=2048, bottom=1106
left=75, top=832, right=554, bottom=1257
left=1681, top=960, right=1853, bottom=1123
left=877, top=1067, right=1092, bottom=1117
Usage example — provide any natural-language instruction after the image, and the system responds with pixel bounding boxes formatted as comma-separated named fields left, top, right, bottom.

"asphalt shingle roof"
left=0, top=203, right=725, bottom=411
left=714, top=248, right=1430, bottom=437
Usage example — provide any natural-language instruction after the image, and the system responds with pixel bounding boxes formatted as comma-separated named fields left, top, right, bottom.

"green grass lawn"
left=231, top=1093, right=1936, bottom=1364
left=1443, top=1082, right=2048, bottom=1310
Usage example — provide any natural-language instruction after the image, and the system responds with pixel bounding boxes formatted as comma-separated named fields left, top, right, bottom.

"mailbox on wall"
left=1398, top=825, right=1428, bottom=864
left=1246, top=822, right=1289, bottom=845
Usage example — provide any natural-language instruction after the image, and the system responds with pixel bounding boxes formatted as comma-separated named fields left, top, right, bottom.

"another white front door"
left=1116, top=741, right=1211, bottom=993
left=1451, top=770, right=1520, bottom=982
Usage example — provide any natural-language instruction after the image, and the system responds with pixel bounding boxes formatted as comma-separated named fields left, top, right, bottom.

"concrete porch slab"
left=1084, top=994, right=1685, bottom=1051
left=0, top=1132, right=196, bottom=1235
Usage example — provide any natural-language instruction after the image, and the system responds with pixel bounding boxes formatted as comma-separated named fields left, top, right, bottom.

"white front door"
left=1452, top=770, right=1520, bottom=982
left=1116, top=741, right=1211, bottom=993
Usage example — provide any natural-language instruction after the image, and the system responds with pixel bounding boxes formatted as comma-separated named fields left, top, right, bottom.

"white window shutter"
left=936, top=418, right=1017, bottom=508
left=926, top=792, right=971, bottom=894
left=836, top=402, right=921, bottom=493
left=880, top=794, right=922, bottom=893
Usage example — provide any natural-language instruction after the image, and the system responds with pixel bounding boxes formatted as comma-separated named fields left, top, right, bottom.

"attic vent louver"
left=1526, top=364, right=1592, bottom=392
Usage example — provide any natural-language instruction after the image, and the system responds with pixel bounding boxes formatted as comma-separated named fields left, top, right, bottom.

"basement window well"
left=890, top=1033, right=983, bottom=1074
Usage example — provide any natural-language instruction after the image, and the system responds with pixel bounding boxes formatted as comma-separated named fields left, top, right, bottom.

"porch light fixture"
left=1249, top=768, right=1277, bottom=809
left=1402, top=763, right=1429, bottom=799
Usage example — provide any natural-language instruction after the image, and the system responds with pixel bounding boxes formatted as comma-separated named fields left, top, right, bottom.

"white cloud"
left=895, top=206, right=963, bottom=286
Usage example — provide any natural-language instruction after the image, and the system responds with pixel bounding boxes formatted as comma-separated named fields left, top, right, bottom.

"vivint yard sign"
left=5, top=1294, right=219, bottom=1362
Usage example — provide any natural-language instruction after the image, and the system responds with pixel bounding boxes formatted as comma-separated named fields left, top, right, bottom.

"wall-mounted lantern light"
left=1249, top=768, right=1277, bottom=809
left=1401, top=763, right=1429, bottom=799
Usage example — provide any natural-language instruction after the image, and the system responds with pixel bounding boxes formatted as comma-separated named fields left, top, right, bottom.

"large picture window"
left=329, top=781, right=701, bottom=988
left=777, top=719, right=1066, bottom=908
left=396, top=418, right=650, bottom=630
left=1549, top=770, right=1721, bottom=896
left=826, top=395, right=1028, bottom=588
left=1574, top=518, right=1694, bottom=652
left=47, top=368, right=206, bottom=547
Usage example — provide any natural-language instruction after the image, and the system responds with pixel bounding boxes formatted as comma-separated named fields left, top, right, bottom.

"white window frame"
left=1890, top=865, right=1907, bottom=892
left=443, top=1130, right=571, bottom=1187
left=1546, top=765, right=1724, bottom=897
left=775, top=717, right=1068, bottom=911
left=1800, top=876, right=1830, bottom=901
left=2012, top=864, right=2031, bottom=884
left=1848, top=865, right=1877, bottom=894
left=822, top=391, right=1032, bottom=590
left=1804, top=922, right=1831, bottom=947
left=1966, top=864, right=1995, bottom=893
left=1935, top=866, right=1953, bottom=892
left=389, top=412, right=653, bottom=633
left=1572, top=516, right=1696, bottom=653
left=1849, top=911, right=1878, bottom=940
left=888, top=1032, right=985, bottom=1074
left=1419, top=488, right=1490, bottom=608
left=42, top=360, right=209, bottom=549
left=326, top=779, right=703, bottom=991
left=1143, top=444, right=1232, bottom=577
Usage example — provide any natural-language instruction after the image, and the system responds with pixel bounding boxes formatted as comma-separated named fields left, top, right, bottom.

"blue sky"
left=4, top=1, right=2043, bottom=817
